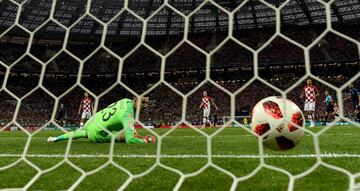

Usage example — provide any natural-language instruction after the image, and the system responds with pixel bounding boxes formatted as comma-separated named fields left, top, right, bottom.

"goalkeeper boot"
left=47, top=137, right=56, bottom=143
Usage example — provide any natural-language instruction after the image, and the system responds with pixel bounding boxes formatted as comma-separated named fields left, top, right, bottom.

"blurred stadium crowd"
left=0, top=29, right=359, bottom=129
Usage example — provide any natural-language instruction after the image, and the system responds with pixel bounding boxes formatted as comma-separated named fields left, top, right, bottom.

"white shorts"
left=203, top=108, right=210, bottom=118
left=81, top=111, right=92, bottom=119
left=304, top=102, right=316, bottom=111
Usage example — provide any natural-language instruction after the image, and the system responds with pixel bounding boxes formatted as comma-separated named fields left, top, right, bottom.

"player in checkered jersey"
left=78, top=92, right=94, bottom=128
left=199, top=91, right=218, bottom=128
left=300, top=79, right=320, bottom=127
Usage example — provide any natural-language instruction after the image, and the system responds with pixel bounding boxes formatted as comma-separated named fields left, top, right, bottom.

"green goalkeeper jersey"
left=84, top=98, right=145, bottom=144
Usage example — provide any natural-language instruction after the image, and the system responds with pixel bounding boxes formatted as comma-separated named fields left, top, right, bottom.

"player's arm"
left=199, top=102, right=203, bottom=109
left=300, top=88, right=304, bottom=98
left=78, top=101, right=82, bottom=115
left=327, top=96, right=333, bottom=105
left=122, top=116, right=154, bottom=144
left=315, top=87, right=320, bottom=97
left=211, top=98, right=219, bottom=110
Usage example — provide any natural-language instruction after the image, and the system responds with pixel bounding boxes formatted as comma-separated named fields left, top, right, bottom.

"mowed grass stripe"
left=1, top=153, right=360, bottom=158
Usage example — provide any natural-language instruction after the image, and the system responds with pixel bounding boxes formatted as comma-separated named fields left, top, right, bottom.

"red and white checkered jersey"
left=303, top=85, right=318, bottom=103
left=81, top=98, right=92, bottom=113
left=202, top=96, right=212, bottom=109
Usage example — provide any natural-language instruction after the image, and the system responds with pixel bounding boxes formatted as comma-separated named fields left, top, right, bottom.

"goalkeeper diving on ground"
left=47, top=97, right=156, bottom=144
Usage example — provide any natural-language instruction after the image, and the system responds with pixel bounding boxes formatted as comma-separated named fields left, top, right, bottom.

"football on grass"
left=251, top=96, right=305, bottom=151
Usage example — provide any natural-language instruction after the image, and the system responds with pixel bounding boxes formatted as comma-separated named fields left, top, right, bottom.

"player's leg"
left=80, top=112, right=90, bottom=129
left=323, top=105, right=330, bottom=125
left=201, top=117, right=206, bottom=129
left=355, top=105, right=360, bottom=123
left=47, top=129, right=87, bottom=142
left=309, top=103, right=316, bottom=127
left=59, top=116, right=65, bottom=126
left=206, top=109, right=213, bottom=128
left=202, top=109, right=211, bottom=128
left=85, top=112, right=91, bottom=123
left=201, top=109, right=207, bottom=129
left=208, top=119, right=213, bottom=127
left=79, top=112, right=87, bottom=128
left=329, top=105, right=335, bottom=124
left=62, top=118, right=66, bottom=126
left=206, top=117, right=213, bottom=128
left=55, top=114, right=60, bottom=126
left=304, top=103, right=311, bottom=127
left=323, top=111, right=328, bottom=125
left=309, top=111, right=315, bottom=127
left=48, top=117, right=92, bottom=142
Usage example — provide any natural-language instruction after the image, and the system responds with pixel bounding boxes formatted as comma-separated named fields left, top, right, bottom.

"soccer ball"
left=251, top=96, right=305, bottom=151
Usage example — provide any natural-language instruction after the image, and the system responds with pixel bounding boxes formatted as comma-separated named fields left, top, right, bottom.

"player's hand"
left=142, top=136, right=156, bottom=144
left=147, top=136, right=156, bottom=144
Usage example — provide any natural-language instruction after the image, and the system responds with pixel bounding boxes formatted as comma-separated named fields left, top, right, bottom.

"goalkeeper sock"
left=55, top=129, right=87, bottom=142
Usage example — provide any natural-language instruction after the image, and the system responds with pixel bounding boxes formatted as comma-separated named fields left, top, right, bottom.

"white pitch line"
left=164, top=133, right=358, bottom=138
left=0, top=153, right=360, bottom=158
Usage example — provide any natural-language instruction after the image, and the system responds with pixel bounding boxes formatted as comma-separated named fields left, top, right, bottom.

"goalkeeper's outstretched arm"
left=122, top=116, right=155, bottom=144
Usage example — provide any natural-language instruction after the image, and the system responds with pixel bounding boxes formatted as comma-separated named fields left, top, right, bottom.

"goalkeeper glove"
left=142, top=136, right=156, bottom=144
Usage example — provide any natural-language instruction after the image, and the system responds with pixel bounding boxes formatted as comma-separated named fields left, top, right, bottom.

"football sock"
left=308, top=115, right=313, bottom=125
left=207, top=119, right=213, bottom=127
left=55, top=129, right=87, bottom=142
left=311, top=114, right=315, bottom=125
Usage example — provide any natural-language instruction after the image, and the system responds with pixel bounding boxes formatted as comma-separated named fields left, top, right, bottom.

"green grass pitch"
left=0, top=125, right=359, bottom=191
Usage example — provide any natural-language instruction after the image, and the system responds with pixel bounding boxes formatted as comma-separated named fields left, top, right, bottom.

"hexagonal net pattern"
left=0, top=0, right=360, bottom=190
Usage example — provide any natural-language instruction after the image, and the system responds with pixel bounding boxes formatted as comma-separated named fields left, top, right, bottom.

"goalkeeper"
left=47, top=97, right=155, bottom=144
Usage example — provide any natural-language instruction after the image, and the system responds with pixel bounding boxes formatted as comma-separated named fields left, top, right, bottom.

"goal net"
left=0, top=0, right=360, bottom=190
left=223, top=116, right=250, bottom=127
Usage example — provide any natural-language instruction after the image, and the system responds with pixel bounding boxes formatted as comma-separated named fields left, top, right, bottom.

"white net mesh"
left=0, top=0, right=359, bottom=190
